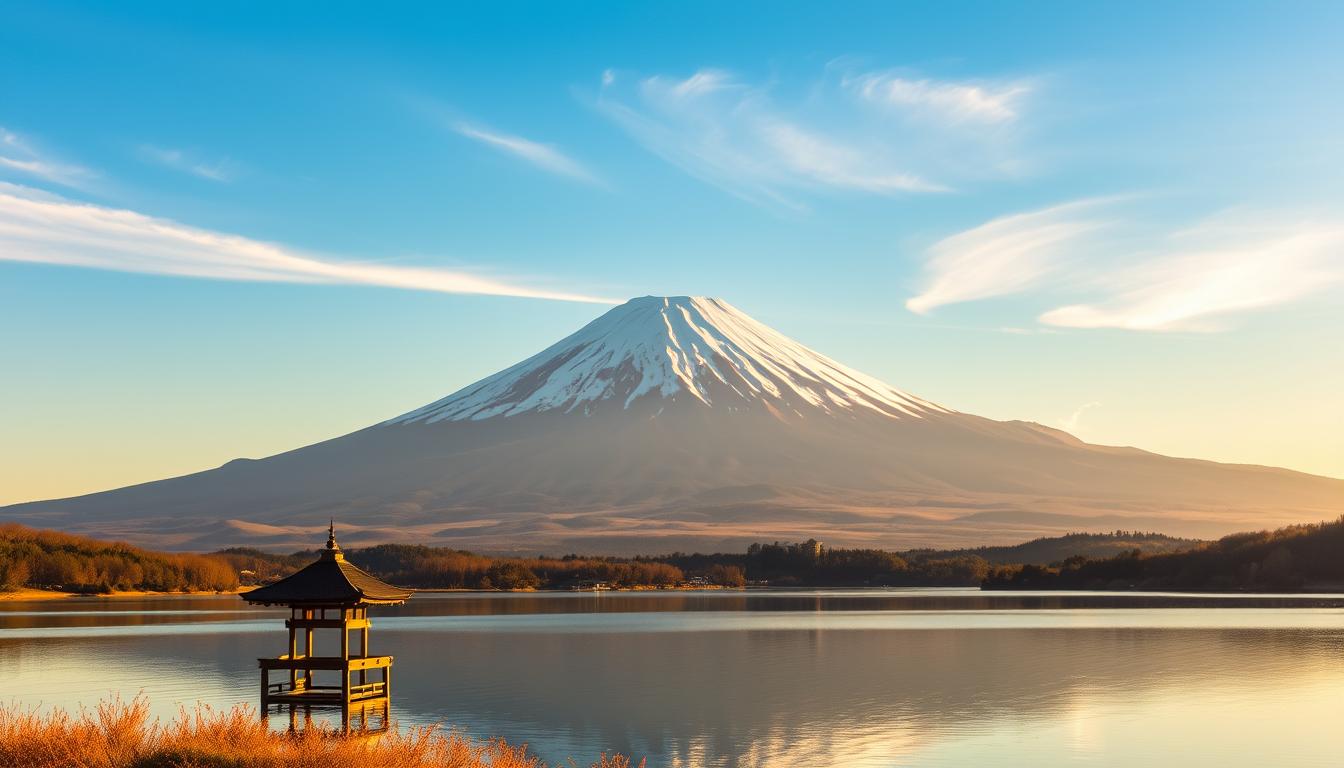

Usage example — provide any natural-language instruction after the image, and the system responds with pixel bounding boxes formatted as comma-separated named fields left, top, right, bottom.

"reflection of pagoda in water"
left=242, top=523, right=412, bottom=732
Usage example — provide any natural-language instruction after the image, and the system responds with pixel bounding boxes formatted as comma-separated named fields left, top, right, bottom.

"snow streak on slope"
left=388, top=296, right=952, bottom=424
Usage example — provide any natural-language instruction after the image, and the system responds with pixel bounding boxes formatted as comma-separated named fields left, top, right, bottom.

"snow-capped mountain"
left=5, top=296, right=1341, bottom=552
left=387, top=296, right=948, bottom=423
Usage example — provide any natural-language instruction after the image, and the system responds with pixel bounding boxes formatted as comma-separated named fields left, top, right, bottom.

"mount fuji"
left=6, top=296, right=1341, bottom=552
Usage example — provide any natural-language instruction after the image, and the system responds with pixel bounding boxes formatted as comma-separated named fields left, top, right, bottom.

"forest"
left=0, top=524, right=238, bottom=593
left=654, top=540, right=986, bottom=586
left=983, top=517, right=1344, bottom=591
left=217, top=544, right=690, bottom=590
left=4, top=521, right=1336, bottom=595
left=223, top=540, right=992, bottom=589
left=915, top=530, right=1198, bottom=565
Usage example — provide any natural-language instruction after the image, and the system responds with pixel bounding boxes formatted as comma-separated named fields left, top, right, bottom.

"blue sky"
left=2, top=1, right=1342, bottom=503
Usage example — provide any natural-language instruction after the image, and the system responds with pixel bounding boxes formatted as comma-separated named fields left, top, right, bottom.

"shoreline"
left=10, top=584, right=1344, bottom=602
left=0, top=587, right=246, bottom=601
left=0, top=585, right=735, bottom=602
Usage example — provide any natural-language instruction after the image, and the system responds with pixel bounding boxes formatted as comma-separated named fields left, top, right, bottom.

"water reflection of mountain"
left=385, top=624, right=1344, bottom=765
left=3, top=594, right=1343, bottom=767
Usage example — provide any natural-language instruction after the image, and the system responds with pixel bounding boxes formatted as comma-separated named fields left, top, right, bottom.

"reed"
left=0, top=696, right=638, bottom=768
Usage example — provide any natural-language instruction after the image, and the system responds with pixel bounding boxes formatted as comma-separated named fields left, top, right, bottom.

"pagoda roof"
left=241, top=524, right=412, bottom=607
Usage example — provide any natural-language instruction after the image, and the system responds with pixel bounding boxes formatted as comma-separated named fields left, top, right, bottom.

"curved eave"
left=240, top=591, right=412, bottom=607
left=238, top=556, right=413, bottom=606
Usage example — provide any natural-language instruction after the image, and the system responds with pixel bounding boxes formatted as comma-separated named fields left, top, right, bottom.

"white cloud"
left=1060, top=401, right=1101, bottom=432
left=665, top=69, right=736, bottom=98
left=453, top=122, right=601, bottom=185
left=137, top=145, right=237, bottom=182
left=906, top=199, right=1111, bottom=314
left=0, top=127, right=94, bottom=189
left=0, top=182, right=616, bottom=304
left=598, top=68, right=961, bottom=208
left=909, top=200, right=1344, bottom=331
left=847, top=73, right=1030, bottom=123
left=758, top=120, right=944, bottom=193
left=1039, top=219, right=1344, bottom=331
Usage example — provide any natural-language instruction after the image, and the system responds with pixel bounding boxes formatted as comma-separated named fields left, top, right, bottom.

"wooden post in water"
left=359, top=613, right=369, bottom=688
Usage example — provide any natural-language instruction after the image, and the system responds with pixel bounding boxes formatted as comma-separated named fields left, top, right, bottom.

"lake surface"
left=4, top=589, right=1344, bottom=767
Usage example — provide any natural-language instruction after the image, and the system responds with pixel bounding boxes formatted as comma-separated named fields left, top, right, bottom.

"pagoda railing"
left=258, top=604, right=394, bottom=726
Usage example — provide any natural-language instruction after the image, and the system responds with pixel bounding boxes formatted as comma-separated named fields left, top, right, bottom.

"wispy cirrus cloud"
left=845, top=72, right=1032, bottom=124
left=137, top=145, right=238, bottom=182
left=0, top=127, right=95, bottom=189
left=1060, top=401, right=1101, bottom=432
left=906, top=199, right=1113, bottom=314
left=756, top=121, right=939, bottom=194
left=1039, top=217, right=1344, bottom=331
left=0, top=182, right=616, bottom=304
left=453, top=122, right=601, bottom=185
left=907, top=199, right=1344, bottom=331
left=596, top=66, right=1027, bottom=209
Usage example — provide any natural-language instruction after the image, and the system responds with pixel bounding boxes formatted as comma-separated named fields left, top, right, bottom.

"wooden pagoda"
left=242, top=523, right=412, bottom=729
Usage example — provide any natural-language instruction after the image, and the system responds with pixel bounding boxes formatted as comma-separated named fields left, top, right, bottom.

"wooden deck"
left=259, top=653, right=393, bottom=713
left=260, top=654, right=393, bottom=672
left=263, top=680, right=387, bottom=705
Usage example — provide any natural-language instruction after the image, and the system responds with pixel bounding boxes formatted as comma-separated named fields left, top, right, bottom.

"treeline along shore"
left=2, top=519, right=1342, bottom=595
left=0, top=524, right=237, bottom=595
left=219, top=530, right=1198, bottom=590
left=983, top=517, right=1344, bottom=592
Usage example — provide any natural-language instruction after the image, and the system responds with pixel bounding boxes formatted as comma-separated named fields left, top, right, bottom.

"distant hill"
left=984, top=517, right=1344, bottom=591
left=912, top=531, right=1203, bottom=566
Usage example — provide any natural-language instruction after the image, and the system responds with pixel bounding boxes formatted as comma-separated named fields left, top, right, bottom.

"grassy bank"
left=0, top=696, right=636, bottom=768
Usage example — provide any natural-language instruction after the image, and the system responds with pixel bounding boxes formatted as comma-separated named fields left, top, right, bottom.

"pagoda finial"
left=320, top=519, right=345, bottom=561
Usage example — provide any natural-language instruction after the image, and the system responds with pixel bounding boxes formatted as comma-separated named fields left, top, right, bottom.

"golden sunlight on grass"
left=0, top=696, right=639, bottom=768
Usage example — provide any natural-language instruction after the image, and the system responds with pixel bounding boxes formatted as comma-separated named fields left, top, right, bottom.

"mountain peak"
left=386, top=296, right=950, bottom=425
left=626, top=294, right=707, bottom=303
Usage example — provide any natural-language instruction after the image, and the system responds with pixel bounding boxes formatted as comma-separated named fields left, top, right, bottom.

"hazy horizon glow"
left=1, top=1, right=1341, bottom=504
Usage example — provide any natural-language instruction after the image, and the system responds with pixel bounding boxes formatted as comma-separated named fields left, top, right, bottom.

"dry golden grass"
left=0, top=696, right=639, bottom=768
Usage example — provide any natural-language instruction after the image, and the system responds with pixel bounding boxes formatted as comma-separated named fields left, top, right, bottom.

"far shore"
left=13, top=583, right=1344, bottom=603
left=0, top=586, right=247, bottom=601
left=0, top=584, right=745, bottom=602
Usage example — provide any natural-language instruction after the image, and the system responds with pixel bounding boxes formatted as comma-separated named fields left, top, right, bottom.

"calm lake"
left=4, top=590, right=1344, bottom=767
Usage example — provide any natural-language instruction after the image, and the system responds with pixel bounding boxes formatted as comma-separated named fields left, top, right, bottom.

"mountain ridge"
left=4, top=295, right=1341, bottom=552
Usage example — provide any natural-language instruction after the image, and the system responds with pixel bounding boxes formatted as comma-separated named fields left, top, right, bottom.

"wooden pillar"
left=340, top=614, right=349, bottom=659
left=340, top=608, right=351, bottom=725
left=359, top=618, right=368, bottom=686
left=288, top=609, right=297, bottom=688
left=260, top=666, right=269, bottom=712
left=303, top=609, right=313, bottom=690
